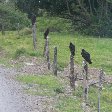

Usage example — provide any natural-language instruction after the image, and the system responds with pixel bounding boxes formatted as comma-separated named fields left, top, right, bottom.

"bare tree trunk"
left=53, top=47, right=57, bottom=76
left=88, top=0, right=93, bottom=15
left=32, top=23, right=37, bottom=50
left=66, top=0, right=72, bottom=16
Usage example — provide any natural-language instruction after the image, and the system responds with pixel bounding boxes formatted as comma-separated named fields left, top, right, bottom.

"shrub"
left=14, top=48, right=26, bottom=58
left=0, top=3, right=30, bottom=31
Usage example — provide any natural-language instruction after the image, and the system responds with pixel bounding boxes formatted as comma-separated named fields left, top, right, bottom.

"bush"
left=14, top=48, right=26, bottom=58
left=0, top=3, right=30, bottom=31
left=37, top=16, right=73, bottom=33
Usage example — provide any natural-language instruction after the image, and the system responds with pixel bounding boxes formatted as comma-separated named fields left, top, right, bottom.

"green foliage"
left=16, top=0, right=40, bottom=15
left=0, top=2, right=30, bottom=31
left=37, top=16, right=72, bottom=33
left=16, top=0, right=112, bottom=36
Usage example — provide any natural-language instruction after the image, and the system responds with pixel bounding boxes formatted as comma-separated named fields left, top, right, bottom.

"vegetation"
left=0, top=31, right=112, bottom=74
left=37, top=16, right=72, bottom=33
left=17, top=75, right=63, bottom=96
left=16, top=0, right=112, bottom=37
left=0, top=1, right=112, bottom=111
left=17, top=74, right=83, bottom=112
left=17, top=74, right=112, bottom=112
left=0, top=2, right=30, bottom=31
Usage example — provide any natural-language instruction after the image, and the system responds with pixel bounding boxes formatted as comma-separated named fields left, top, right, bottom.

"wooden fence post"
left=46, top=37, right=50, bottom=70
left=32, top=23, right=37, bottom=50
left=98, top=69, right=103, bottom=112
left=43, top=39, right=47, bottom=57
left=82, top=60, right=88, bottom=105
left=69, top=54, right=75, bottom=90
left=53, top=47, right=57, bottom=76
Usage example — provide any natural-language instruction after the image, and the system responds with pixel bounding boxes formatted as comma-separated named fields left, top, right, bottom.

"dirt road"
left=0, top=66, right=33, bottom=112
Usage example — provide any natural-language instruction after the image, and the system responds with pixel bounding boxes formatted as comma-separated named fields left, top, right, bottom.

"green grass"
left=17, top=74, right=112, bottom=112
left=17, top=75, right=61, bottom=88
left=0, top=31, right=112, bottom=74
left=17, top=74, right=64, bottom=96
left=72, top=84, right=112, bottom=112
left=48, top=34, right=112, bottom=74
left=17, top=74, right=83, bottom=111
left=88, top=84, right=112, bottom=112
left=56, top=96, right=83, bottom=112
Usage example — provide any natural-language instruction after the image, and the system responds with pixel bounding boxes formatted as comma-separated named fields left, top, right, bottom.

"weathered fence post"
left=98, top=69, right=103, bottom=112
left=43, top=39, right=47, bottom=57
left=43, top=28, right=49, bottom=57
left=53, top=47, right=57, bottom=76
left=32, top=23, right=37, bottom=50
left=69, top=42, right=76, bottom=90
left=46, top=37, right=50, bottom=70
left=69, top=54, right=75, bottom=89
left=82, top=60, right=88, bottom=105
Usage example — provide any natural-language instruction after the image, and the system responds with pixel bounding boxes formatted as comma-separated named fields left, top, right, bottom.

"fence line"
left=53, top=47, right=57, bottom=76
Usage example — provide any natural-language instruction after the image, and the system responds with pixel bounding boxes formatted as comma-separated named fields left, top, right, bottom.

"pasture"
left=0, top=31, right=112, bottom=74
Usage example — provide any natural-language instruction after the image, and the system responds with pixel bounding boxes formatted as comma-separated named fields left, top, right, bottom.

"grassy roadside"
left=17, top=74, right=112, bottom=112
left=0, top=31, right=112, bottom=74
left=17, top=74, right=83, bottom=112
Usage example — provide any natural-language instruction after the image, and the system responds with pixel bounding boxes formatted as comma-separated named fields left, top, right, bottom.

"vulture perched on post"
left=28, top=13, right=36, bottom=25
left=81, top=49, right=92, bottom=64
left=44, top=28, right=49, bottom=39
left=69, top=42, right=75, bottom=56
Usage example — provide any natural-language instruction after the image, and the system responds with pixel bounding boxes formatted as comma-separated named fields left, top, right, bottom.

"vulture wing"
left=81, top=49, right=92, bottom=64
left=44, top=28, right=49, bottom=39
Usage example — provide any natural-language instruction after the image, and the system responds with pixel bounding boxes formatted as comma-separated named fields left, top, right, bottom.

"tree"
left=16, top=0, right=112, bottom=37
left=16, top=0, right=41, bottom=50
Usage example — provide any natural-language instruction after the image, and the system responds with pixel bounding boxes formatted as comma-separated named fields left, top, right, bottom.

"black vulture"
left=44, top=28, right=49, bottom=39
left=31, top=15, right=36, bottom=25
left=81, top=49, right=92, bottom=64
left=28, top=13, right=36, bottom=25
left=69, top=42, right=75, bottom=56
